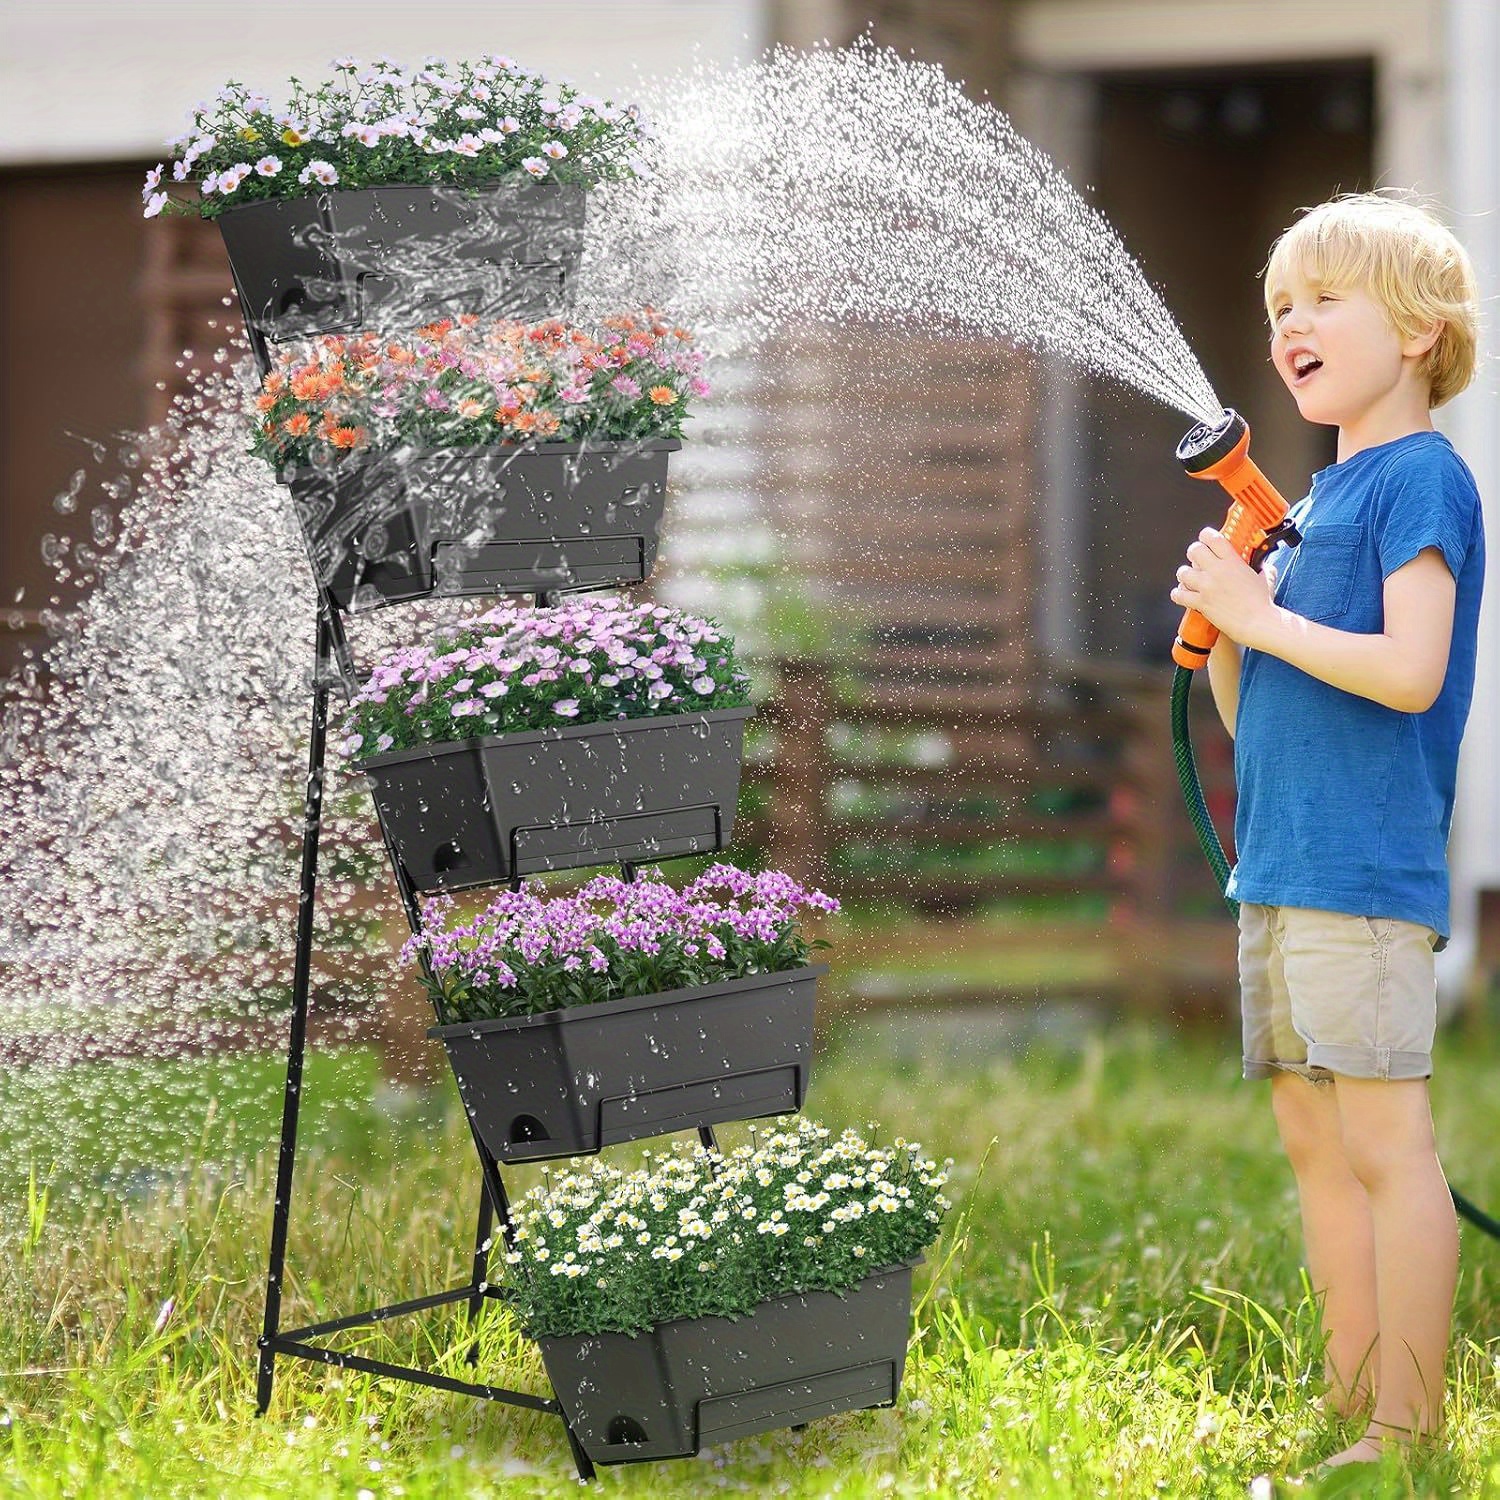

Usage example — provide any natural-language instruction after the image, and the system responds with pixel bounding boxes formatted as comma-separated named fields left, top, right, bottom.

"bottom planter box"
left=430, top=964, right=823, bottom=1162
left=536, top=1260, right=918, bottom=1465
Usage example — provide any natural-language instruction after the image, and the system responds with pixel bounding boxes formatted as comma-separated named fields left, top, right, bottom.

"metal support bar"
left=256, top=610, right=333, bottom=1417
left=278, top=1286, right=477, bottom=1344
left=267, top=1337, right=562, bottom=1414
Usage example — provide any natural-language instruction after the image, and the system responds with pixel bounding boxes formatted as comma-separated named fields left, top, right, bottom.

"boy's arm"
left=1205, top=633, right=1242, bottom=737
left=1173, top=528, right=1455, bottom=714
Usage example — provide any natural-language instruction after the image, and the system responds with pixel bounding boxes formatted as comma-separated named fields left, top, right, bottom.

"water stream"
left=0, top=42, right=1220, bottom=1189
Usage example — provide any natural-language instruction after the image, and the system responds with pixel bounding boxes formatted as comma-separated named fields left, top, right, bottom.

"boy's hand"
left=1171, top=527, right=1278, bottom=648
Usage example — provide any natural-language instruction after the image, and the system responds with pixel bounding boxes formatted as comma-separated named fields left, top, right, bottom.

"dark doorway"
left=1079, top=60, right=1375, bottom=660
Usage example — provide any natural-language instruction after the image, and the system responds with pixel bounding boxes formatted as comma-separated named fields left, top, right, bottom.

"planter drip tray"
left=430, top=965, right=823, bottom=1163
left=536, top=1260, right=916, bottom=1465
left=363, top=705, right=753, bottom=891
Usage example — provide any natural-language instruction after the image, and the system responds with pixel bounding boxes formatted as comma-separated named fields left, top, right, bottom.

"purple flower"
left=553, top=699, right=580, bottom=717
left=610, top=374, right=641, bottom=399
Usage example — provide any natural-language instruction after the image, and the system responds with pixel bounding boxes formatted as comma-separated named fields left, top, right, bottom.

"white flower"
left=201, top=171, right=221, bottom=195
left=499, top=116, right=521, bottom=134
left=217, top=163, right=253, bottom=193
left=298, top=160, right=340, bottom=186
left=254, top=155, right=283, bottom=177
left=142, top=163, right=164, bottom=198
left=172, top=160, right=191, bottom=182
left=455, top=104, right=483, bottom=121
left=332, top=55, right=360, bottom=70
left=541, top=140, right=568, bottom=160
left=538, top=95, right=562, bottom=114
left=343, top=123, right=382, bottom=148
left=451, top=134, right=482, bottom=158
left=521, top=157, right=549, bottom=179
left=142, top=192, right=169, bottom=219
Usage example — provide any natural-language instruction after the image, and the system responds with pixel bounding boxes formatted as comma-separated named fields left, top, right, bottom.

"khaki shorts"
left=1238, top=903, right=1439, bottom=1082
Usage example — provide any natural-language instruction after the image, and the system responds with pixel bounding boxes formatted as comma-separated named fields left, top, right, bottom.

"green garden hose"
left=1170, top=664, right=1500, bottom=1240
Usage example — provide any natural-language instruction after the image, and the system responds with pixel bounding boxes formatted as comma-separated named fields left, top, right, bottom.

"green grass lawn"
left=3, top=1014, right=1499, bottom=1498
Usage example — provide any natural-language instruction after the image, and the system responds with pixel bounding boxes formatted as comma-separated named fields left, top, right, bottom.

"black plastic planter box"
left=536, top=1259, right=917, bottom=1465
left=362, top=705, right=753, bottom=890
left=218, top=180, right=586, bottom=363
left=431, top=964, right=823, bottom=1162
left=282, top=439, right=677, bottom=610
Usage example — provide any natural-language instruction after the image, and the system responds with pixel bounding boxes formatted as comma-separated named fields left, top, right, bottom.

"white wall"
left=0, top=0, right=767, bottom=165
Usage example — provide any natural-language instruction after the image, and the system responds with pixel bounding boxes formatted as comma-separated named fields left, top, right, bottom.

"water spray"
left=1167, top=410, right=1500, bottom=1241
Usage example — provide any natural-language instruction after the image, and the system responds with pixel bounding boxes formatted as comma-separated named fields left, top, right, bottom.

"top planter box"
left=218, top=181, right=586, bottom=363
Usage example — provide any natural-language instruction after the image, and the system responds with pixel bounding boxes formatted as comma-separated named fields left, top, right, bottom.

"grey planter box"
left=536, top=1259, right=917, bottom=1465
left=362, top=705, right=754, bottom=891
left=218, top=180, right=586, bottom=366
left=282, top=439, right=678, bottom=610
left=430, top=964, right=823, bottom=1163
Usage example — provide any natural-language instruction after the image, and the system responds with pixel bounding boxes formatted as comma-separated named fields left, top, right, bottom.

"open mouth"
left=1291, top=352, right=1323, bottom=386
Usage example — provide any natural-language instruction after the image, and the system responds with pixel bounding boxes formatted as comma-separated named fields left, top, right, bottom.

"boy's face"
left=1267, top=267, right=1423, bottom=427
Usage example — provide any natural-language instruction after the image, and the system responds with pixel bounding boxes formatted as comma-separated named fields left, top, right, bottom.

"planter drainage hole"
left=432, top=842, right=465, bottom=872
left=507, top=1114, right=551, bottom=1145
left=605, top=1416, right=648, bottom=1447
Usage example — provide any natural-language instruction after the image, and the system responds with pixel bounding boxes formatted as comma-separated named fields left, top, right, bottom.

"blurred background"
left=2, top=0, right=1497, bottom=1059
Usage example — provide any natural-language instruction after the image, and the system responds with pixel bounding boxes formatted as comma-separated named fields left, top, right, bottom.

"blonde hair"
left=1262, top=192, right=1479, bottom=408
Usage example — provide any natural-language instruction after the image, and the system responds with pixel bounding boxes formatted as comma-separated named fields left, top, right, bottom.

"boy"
left=1169, top=192, right=1483, bottom=1469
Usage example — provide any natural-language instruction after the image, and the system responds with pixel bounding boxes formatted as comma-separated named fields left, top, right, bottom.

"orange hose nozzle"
left=1171, top=410, right=1291, bottom=669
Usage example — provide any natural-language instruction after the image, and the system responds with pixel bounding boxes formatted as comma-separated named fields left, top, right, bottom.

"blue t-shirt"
left=1227, top=430, right=1485, bottom=938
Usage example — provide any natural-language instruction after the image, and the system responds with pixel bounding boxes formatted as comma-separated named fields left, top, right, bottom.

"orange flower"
left=456, top=398, right=488, bottom=420
left=420, top=319, right=455, bottom=338
left=291, top=370, right=324, bottom=401
left=648, top=385, right=678, bottom=405
left=265, top=372, right=287, bottom=395
left=326, top=425, right=366, bottom=449
left=283, top=413, right=312, bottom=437
left=512, top=411, right=539, bottom=433
left=534, top=411, right=561, bottom=437
left=255, top=392, right=278, bottom=413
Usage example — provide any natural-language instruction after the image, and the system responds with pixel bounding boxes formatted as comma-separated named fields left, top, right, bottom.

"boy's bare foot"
left=1319, top=1418, right=1434, bottom=1470
left=1319, top=1434, right=1386, bottom=1468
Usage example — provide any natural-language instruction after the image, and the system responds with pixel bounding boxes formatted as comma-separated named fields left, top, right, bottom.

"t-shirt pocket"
left=1281, top=523, right=1361, bottom=622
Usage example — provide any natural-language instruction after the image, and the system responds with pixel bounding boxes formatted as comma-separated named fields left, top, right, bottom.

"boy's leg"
left=1269, top=1071, right=1378, bottom=1413
left=1333, top=1076, right=1457, bottom=1440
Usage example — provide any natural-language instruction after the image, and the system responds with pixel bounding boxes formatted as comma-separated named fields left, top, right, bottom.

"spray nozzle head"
left=1176, top=408, right=1247, bottom=474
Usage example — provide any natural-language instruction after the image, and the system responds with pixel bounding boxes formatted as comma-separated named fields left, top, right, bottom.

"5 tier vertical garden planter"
left=156, top=53, right=934, bottom=1483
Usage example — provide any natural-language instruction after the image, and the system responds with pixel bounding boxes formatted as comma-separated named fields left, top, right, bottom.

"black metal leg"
left=564, top=1423, right=597, bottom=1483
left=256, top=613, right=333, bottom=1415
